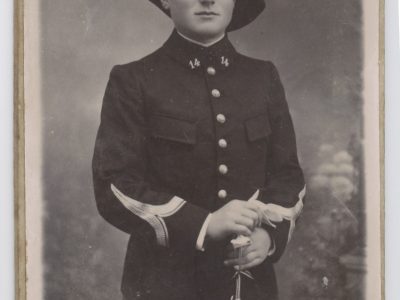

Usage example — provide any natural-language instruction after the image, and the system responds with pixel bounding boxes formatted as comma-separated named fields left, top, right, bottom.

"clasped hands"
left=206, top=199, right=272, bottom=270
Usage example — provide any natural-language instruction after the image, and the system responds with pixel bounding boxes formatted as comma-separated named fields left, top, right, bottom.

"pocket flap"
left=150, top=114, right=197, bottom=145
left=245, top=113, right=272, bottom=142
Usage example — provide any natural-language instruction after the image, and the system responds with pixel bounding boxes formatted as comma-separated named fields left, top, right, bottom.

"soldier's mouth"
left=195, top=11, right=219, bottom=16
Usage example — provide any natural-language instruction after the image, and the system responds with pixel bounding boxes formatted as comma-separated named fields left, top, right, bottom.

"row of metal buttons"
left=207, top=65, right=228, bottom=200
left=218, top=163, right=228, bottom=199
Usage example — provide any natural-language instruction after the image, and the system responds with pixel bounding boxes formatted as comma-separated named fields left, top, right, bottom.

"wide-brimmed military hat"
left=148, top=0, right=265, bottom=31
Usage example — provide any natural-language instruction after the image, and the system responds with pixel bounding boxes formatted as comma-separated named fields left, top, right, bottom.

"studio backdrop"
left=28, top=0, right=379, bottom=299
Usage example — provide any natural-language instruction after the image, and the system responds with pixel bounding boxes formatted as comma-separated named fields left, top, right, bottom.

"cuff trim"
left=111, top=184, right=186, bottom=247
left=252, top=185, right=306, bottom=243
left=195, top=213, right=212, bottom=251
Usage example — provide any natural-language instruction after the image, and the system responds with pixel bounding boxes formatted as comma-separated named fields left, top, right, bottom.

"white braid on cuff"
left=196, top=213, right=213, bottom=251
left=111, top=184, right=186, bottom=247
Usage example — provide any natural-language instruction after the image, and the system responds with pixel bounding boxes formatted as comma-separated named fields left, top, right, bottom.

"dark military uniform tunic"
left=92, top=30, right=305, bottom=300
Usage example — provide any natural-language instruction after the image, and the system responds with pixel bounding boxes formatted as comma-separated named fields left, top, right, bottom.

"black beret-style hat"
left=148, top=0, right=266, bottom=31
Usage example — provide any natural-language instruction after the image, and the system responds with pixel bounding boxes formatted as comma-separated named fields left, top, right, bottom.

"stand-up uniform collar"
left=162, top=30, right=237, bottom=72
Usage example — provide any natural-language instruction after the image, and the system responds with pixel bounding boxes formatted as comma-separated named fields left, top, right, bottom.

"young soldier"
left=92, top=0, right=305, bottom=299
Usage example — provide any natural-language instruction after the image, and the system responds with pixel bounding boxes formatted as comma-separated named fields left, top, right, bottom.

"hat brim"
left=148, top=0, right=265, bottom=32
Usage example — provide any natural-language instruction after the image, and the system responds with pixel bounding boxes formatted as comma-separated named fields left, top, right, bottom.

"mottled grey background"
left=41, top=1, right=363, bottom=299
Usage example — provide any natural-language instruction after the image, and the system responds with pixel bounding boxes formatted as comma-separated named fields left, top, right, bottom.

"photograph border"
left=14, top=0, right=386, bottom=299
left=15, top=0, right=25, bottom=298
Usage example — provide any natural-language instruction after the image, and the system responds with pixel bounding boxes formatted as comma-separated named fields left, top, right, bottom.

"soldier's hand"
left=223, top=227, right=272, bottom=270
left=206, top=200, right=260, bottom=241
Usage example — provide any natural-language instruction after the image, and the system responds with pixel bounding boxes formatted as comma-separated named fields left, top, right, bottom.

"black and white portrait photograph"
left=18, top=0, right=383, bottom=299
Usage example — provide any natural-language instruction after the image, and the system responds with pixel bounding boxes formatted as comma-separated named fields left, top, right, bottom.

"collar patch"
left=163, top=31, right=237, bottom=72
left=189, top=58, right=201, bottom=70
left=221, top=56, right=230, bottom=67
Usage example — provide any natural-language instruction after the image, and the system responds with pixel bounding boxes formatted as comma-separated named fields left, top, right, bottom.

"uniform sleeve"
left=92, top=65, right=209, bottom=251
left=258, top=62, right=306, bottom=263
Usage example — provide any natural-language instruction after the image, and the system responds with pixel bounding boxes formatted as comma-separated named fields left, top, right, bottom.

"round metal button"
left=218, top=139, right=227, bottom=148
left=211, top=89, right=221, bottom=98
left=207, top=67, right=216, bottom=75
left=216, top=114, right=226, bottom=124
left=218, top=164, right=228, bottom=175
left=218, top=189, right=227, bottom=199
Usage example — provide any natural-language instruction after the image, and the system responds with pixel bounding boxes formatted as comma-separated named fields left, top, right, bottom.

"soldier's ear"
left=160, top=0, right=170, bottom=11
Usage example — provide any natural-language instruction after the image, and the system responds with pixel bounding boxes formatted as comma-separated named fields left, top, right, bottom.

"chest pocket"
left=149, top=114, right=197, bottom=145
left=245, top=113, right=272, bottom=142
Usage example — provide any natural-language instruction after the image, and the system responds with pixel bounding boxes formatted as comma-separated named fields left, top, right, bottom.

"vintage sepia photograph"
left=18, top=0, right=383, bottom=299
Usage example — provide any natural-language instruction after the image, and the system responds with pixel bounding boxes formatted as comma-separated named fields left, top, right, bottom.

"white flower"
left=333, top=151, right=353, bottom=164
left=336, top=163, right=355, bottom=178
left=310, top=174, right=330, bottom=189
left=330, top=176, right=354, bottom=202
left=317, top=163, right=338, bottom=176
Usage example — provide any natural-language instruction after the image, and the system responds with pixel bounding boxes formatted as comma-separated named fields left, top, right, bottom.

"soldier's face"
left=161, top=0, right=235, bottom=43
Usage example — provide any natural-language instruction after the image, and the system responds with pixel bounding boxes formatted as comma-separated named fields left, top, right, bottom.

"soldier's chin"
left=191, top=25, right=226, bottom=40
